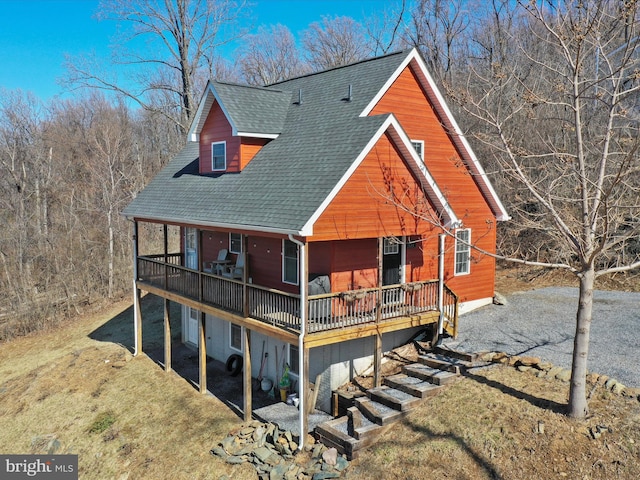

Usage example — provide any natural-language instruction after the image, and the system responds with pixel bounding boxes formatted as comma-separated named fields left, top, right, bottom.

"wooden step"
left=314, top=417, right=360, bottom=459
left=355, top=396, right=406, bottom=426
left=347, top=406, right=383, bottom=441
left=434, top=345, right=477, bottom=363
left=367, top=385, right=423, bottom=412
left=402, top=363, right=460, bottom=386
left=417, top=353, right=473, bottom=374
left=384, top=373, right=444, bottom=399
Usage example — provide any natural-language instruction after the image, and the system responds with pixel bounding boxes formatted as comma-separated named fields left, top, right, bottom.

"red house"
left=122, top=49, right=508, bottom=443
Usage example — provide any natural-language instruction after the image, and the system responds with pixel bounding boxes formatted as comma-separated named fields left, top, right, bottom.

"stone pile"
left=479, top=351, right=640, bottom=402
left=211, top=420, right=349, bottom=480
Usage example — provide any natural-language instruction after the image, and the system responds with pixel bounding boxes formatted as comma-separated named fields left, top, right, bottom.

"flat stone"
left=517, top=356, right=541, bottom=367
left=547, top=366, right=563, bottom=378
left=226, top=455, right=247, bottom=464
left=555, top=369, right=572, bottom=382
left=322, top=447, right=338, bottom=466
left=604, top=378, right=618, bottom=390
left=335, top=456, right=349, bottom=471
left=210, top=447, right=227, bottom=458
left=254, top=446, right=274, bottom=463
left=517, top=365, right=532, bottom=372
left=612, top=383, right=626, bottom=395
left=312, top=472, right=341, bottom=480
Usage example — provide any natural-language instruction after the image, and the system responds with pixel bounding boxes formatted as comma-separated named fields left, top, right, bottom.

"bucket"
left=279, top=388, right=289, bottom=402
left=260, top=378, right=273, bottom=392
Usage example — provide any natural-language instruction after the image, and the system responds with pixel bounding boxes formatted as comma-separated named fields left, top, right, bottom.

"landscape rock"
left=493, top=292, right=508, bottom=305
left=211, top=421, right=350, bottom=478
left=555, top=369, right=572, bottom=382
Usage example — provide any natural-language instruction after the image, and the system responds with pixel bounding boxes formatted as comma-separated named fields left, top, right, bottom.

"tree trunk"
left=567, top=266, right=595, bottom=418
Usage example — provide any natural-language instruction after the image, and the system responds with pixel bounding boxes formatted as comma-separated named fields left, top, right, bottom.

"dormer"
left=187, top=81, right=291, bottom=174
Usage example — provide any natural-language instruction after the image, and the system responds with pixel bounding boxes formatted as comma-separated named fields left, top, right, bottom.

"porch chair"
left=203, top=249, right=228, bottom=274
left=222, top=253, right=245, bottom=280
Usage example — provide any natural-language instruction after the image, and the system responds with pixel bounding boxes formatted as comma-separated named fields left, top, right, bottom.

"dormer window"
left=212, top=141, right=226, bottom=171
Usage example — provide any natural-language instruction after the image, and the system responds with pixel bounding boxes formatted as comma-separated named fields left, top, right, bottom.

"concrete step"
left=384, top=373, right=444, bottom=399
left=403, top=363, right=460, bottom=386
left=367, top=385, right=423, bottom=412
left=417, top=353, right=473, bottom=374
left=355, top=396, right=406, bottom=426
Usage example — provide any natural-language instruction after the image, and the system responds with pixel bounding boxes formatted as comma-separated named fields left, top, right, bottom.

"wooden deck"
left=136, top=255, right=458, bottom=346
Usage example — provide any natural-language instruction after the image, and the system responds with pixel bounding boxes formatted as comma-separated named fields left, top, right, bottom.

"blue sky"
left=0, top=0, right=395, bottom=102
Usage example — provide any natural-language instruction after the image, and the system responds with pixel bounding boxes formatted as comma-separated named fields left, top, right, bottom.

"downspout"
left=288, top=233, right=306, bottom=450
left=437, top=233, right=445, bottom=343
left=132, top=220, right=140, bottom=356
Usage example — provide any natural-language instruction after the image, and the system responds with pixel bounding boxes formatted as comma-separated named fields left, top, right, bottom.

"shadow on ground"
left=89, top=294, right=280, bottom=419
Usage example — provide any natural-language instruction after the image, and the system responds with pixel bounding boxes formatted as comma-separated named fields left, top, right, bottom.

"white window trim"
left=383, top=237, right=400, bottom=255
left=454, top=228, right=471, bottom=276
left=229, top=232, right=243, bottom=254
left=282, top=239, right=299, bottom=285
left=211, top=141, right=226, bottom=171
left=411, top=139, right=424, bottom=161
left=229, top=323, right=243, bottom=353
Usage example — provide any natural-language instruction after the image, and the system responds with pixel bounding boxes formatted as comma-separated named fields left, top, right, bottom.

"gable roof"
left=188, top=81, right=292, bottom=140
left=361, top=49, right=510, bottom=222
left=123, top=49, right=506, bottom=235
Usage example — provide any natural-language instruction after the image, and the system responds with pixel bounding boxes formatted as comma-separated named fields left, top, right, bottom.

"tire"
left=225, top=354, right=243, bottom=377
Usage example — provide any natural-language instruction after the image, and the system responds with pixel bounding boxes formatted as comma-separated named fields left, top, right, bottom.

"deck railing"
left=136, top=255, right=457, bottom=335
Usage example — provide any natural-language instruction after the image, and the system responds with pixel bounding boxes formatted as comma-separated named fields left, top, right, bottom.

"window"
left=455, top=229, right=471, bottom=275
left=211, top=141, right=226, bottom=171
left=230, top=323, right=242, bottom=352
left=383, top=237, right=400, bottom=255
left=289, top=344, right=299, bottom=375
left=411, top=140, right=424, bottom=161
left=229, top=232, right=243, bottom=254
left=282, top=239, right=299, bottom=285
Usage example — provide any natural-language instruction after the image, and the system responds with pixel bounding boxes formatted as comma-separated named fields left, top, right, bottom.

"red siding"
left=199, top=103, right=240, bottom=173
left=312, top=133, right=440, bottom=242
left=240, top=137, right=269, bottom=169
left=370, top=64, right=497, bottom=301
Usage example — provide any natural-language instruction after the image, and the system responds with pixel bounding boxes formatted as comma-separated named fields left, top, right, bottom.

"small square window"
left=230, top=233, right=243, bottom=254
left=230, top=323, right=242, bottom=352
left=411, top=140, right=424, bottom=161
left=212, top=142, right=226, bottom=171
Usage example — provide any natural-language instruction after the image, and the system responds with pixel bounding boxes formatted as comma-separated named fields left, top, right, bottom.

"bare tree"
left=403, top=0, right=472, bottom=84
left=302, top=15, right=371, bottom=70
left=237, top=24, right=309, bottom=85
left=64, top=0, right=249, bottom=134
left=448, top=0, right=640, bottom=418
left=364, top=0, right=407, bottom=56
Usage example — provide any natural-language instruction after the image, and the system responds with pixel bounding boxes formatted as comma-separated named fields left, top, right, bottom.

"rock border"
left=211, top=420, right=349, bottom=480
left=479, top=351, right=640, bottom=402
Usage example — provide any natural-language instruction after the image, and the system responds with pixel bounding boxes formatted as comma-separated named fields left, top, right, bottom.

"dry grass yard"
left=1, top=268, right=639, bottom=479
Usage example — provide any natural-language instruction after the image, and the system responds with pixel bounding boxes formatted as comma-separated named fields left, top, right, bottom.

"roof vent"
left=342, top=84, right=353, bottom=102
left=296, top=88, right=302, bottom=105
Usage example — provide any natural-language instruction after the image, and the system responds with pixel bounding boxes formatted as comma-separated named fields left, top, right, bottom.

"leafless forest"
left=1, top=0, right=638, bottom=401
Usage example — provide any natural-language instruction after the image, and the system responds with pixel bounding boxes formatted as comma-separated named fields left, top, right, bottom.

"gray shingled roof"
left=212, top=82, right=291, bottom=135
left=123, top=51, right=414, bottom=234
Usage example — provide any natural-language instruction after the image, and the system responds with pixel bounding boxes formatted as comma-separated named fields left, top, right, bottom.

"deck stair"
left=314, top=347, right=478, bottom=459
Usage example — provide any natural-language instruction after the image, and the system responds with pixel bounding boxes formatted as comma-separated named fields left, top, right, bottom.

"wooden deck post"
left=374, top=238, right=383, bottom=387
left=164, top=298, right=171, bottom=372
left=199, top=311, right=207, bottom=394
left=243, top=328, right=252, bottom=422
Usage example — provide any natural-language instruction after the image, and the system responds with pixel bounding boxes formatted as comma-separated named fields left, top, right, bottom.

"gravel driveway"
left=444, top=286, right=640, bottom=388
